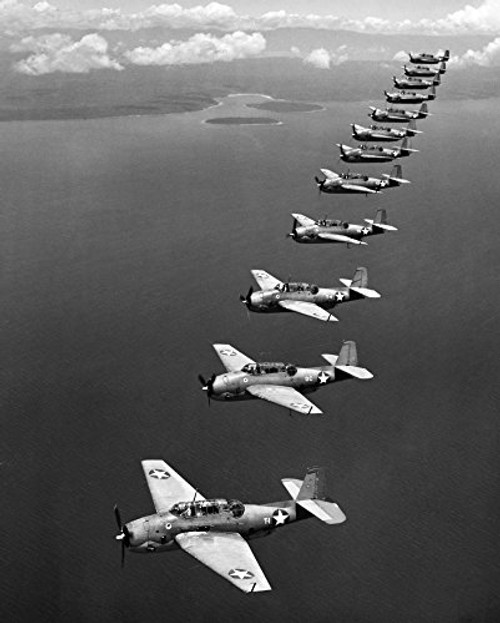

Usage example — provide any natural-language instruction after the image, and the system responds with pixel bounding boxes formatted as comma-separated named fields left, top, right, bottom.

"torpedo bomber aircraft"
left=403, top=62, right=446, bottom=77
left=315, top=164, right=410, bottom=195
left=114, top=460, right=346, bottom=593
left=351, top=121, right=421, bottom=142
left=392, top=73, right=441, bottom=90
left=288, top=209, right=397, bottom=247
left=198, top=341, right=373, bottom=415
left=337, top=139, right=418, bottom=163
left=384, top=86, right=436, bottom=104
left=408, top=49, right=450, bottom=64
left=239, top=267, right=380, bottom=323
left=369, top=103, right=430, bottom=123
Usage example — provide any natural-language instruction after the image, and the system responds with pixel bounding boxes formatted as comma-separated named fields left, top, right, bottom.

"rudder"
left=336, top=341, right=358, bottom=367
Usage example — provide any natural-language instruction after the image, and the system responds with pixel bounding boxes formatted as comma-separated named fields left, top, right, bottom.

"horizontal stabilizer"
left=335, top=365, right=373, bottom=380
left=364, top=218, right=398, bottom=231
left=338, top=278, right=352, bottom=287
left=281, top=478, right=302, bottom=500
left=321, top=353, right=338, bottom=366
left=349, top=286, right=381, bottom=299
left=296, top=499, right=346, bottom=525
left=382, top=173, right=411, bottom=184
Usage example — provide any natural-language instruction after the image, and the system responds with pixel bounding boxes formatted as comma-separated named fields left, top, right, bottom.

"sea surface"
left=2, top=94, right=500, bottom=623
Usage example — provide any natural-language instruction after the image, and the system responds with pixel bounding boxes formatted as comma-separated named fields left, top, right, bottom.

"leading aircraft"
left=385, top=86, right=436, bottom=104
left=403, top=62, right=446, bottom=77
left=198, top=341, right=373, bottom=415
left=369, top=103, right=430, bottom=123
left=392, top=74, right=441, bottom=90
left=351, top=121, right=421, bottom=142
left=239, top=267, right=380, bottom=323
left=337, top=139, right=418, bottom=163
left=114, top=460, right=346, bottom=593
left=315, top=164, right=410, bottom=195
left=408, top=50, right=450, bottom=64
left=288, top=209, right=397, bottom=247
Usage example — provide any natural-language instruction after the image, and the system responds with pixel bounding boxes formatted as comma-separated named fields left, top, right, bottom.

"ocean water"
left=1, top=94, right=500, bottom=623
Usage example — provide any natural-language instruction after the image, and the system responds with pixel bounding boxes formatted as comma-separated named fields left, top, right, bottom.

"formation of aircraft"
left=315, top=164, right=410, bottom=195
left=198, top=341, right=373, bottom=415
left=384, top=86, right=436, bottom=104
left=351, top=121, right=421, bottom=142
left=239, top=267, right=380, bottom=323
left=114, top=461, right=346, bottom=593
left=369, top=103, right=430, bottom=123
left=337, top=139, right=418, bottom=163
left=407, top=49, right=450, bottom=64
left=288, top=209, right=397, bottom=246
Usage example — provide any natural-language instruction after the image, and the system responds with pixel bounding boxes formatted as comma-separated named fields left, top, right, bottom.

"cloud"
left=452, top=36, right=500, bottom=67
left=12, top=32, right=123, bottom=75
left=125, top=30, right=266, bottom=66
left=303, top=46, right=348, bottom=69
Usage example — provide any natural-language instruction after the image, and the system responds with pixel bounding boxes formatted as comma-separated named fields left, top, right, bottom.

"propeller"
left=287, top=217, right=298, bottom=239
left=198, top=373, right=216, bottom=406
left=114, top=504, right=130, bottom=568
left=314, top=176, right=325, bottom=197
left=239, top=285, right=254, bottom=306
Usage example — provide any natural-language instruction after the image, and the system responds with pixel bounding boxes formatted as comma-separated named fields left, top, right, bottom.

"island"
left=246, top=100, right=323, bottom=113
left=204, top=117, right=280, bottom=125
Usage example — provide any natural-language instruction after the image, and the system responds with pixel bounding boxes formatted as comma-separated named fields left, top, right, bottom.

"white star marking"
left=149, top=469, right=170, bottom=479
left=228, top=568, right=254, bottom=580
left=317, top=371, right=330, bottom=384
left=361, top=227, right=371, bottom=236
left=272, top=509, right=290, bottom=526
left=335, top=291, right=346, bottom=302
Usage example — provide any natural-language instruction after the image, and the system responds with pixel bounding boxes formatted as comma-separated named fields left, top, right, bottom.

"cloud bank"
left=452, top=36, right=500, bottom=66
left=125, top=31, right=266, bottom=66
left=12, top=32, right=123, bottom=75
left=303, top=46, right=349, bottom=69
left=1, top=1, right=500, bottom=35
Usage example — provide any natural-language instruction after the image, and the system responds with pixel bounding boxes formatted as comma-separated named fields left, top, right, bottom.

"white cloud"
left=303, top=46, right=348, bottom=69
left=125, top=30, right=266, bottom=66
left=393, top=50, right=409, bottom=63
left=452, top=36, right=500, bottom=66
left=12, top=32, right=123, bottom=75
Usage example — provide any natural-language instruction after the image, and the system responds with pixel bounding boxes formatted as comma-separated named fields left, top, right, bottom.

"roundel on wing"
left=228, top=568, right=255, bottom=580
left=149, top=468, right=170, bottom=480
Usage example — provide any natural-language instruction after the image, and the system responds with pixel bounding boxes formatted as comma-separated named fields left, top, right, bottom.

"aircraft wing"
left=340, top=184, right=377, bottom=194
left=278, top=299, right=338, bottom=322
left=246, top=384, right=322, bottom=414
left=291, top=213, right=316, bottom=227
left=319, top=168, right=339, bottom=180
left=213, top=343, right=255, bottom=372
left=141, top=460, right=206, bottom=513
left=318, top=233, right=367, bottom=246
left=175, top=531, right=271, bottom=593
left=251, top=269, right=283, bottom=291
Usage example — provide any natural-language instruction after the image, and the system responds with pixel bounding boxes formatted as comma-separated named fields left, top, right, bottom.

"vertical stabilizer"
left=336, top=341, right=358, bottom=367
left=374, top=208, right=388, bottom=226
left=351, top=267, right=368, bottom=289
left=297, top=467, right=325, bottom=500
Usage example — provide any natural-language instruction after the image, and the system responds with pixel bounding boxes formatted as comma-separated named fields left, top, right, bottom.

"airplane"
left=351, top=120, right=421, bottom=142
left=392, top=73, right=441, bottom=90
left=114, top=460, right=346, bottom=593
left=288, top=208, right=397, bottom=246
left=239, top=267, right=380, bottom=323
left=315, top=164, right=410, bottom=195
left=408, top=50, right=450, bottom=65
left=385, top=86, right=436, bottom=104
left=337, top=139, right=418, bottom=163
left=198, top=341, right=373, bottom=415
left=369, top=103, right=430, bottom=123
left=403, top=62, right=446, bottom=77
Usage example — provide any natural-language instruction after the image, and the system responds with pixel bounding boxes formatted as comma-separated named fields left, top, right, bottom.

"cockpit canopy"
left=169, top=498, right=245, bottom=519
left=317, top=218, right=347, bottom=228
left=241, top=362, right=297, bottom=376
left=275, top=282, right=319, bottom=294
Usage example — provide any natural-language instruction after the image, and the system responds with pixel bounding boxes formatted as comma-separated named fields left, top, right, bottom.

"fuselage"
left=247, top=283, right=354, bottom=314
left=403, top=64, right=445, bottom=77
left=319, top=173, right=383, bottom=192
left=393, top=76, right=436, bottom=90
left=385, top=90, right=435, bottom=104
left=291, top=220, right=378, bottom=244
left=409, top=52, right=448, bottom=64
left=352, top=123, right=413, bottom=142
left=339, top=144, right=399, bottom=163
left=369, top=107, right=427, bottom=122
left=125, top=498, right=306, bottom=554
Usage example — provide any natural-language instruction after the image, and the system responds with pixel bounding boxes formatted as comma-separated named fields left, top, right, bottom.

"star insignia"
left=361, top=227, right=370, bottom=236
left=335, top=291, right=346, bottom=302
left=228, top=568, right=254, bottom=580
left=272, top=509, right=290, bottom=526
left=149, top=469, right=170, bottom=480
left=317, top=371, right=330, bottom=384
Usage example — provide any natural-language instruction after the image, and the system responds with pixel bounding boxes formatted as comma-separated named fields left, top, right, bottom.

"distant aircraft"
left=403, top=62, right=446, bottom=77
left=369, top=103, right=430, bottom=123
left=337, top=139, right=418, bottom=163
left=385, top=86, right=436, bottom=104
left=315, top=164, right=410, bottom=194
left=198, top=341, right=373, bottom=415
left=351, top=121, right=421, bottom=142
left=239, top=267, right=380, bottom=323
left=114, top=460, right=346, bottom=593
left=408, top=50, right=450, bottom=64
left=393, top=74, right=440, bottom=90
left=288, top=208, right=397, bottom=246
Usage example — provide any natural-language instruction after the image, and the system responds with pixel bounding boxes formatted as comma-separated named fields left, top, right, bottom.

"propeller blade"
left=198, top=374, right=207, bottom=387
left=114, top=505, right=122, bottom=531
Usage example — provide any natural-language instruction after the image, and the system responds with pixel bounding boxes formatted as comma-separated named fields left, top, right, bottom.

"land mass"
left=246, top=101, right=323, bottom=113
left=205, top=117, right=280, bottom=125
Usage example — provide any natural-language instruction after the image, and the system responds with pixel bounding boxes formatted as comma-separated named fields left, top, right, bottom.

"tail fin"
left=443, top=49, right=450, bottom=61
left=282, top=467, right=346, bottom=525
left=337, top=340, right=358, bottom=367
left=400, top=137, right=408, bottom=151
left=429, top=86, right=436, bottom=98
left=419, top=102, right=429, bottom=116
left=375, top=208, right=387, bottom=226
left=348, top=267, right=381, bottom=299
left=364, top=209, right=398, bottom=233
left=433, top=73, right=441, bottom=86
left=334, top=341, right=373, bottom=380
left=383, top=164, right=410, bottom=186
left=438, top=61, right=446, bottom=73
